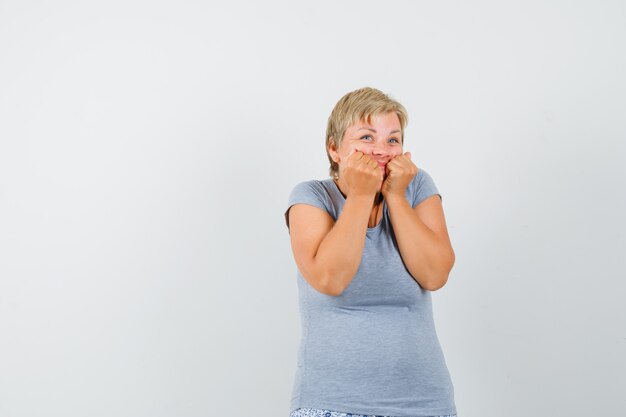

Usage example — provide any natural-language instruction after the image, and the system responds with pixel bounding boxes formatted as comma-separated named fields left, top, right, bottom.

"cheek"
left=344, top=144, right=370, bottom=156
left=358, top=143, right=377, bottom=155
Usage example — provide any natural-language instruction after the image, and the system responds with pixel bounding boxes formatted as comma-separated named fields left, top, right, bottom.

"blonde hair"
left=326, top=87, right=408, bottom=177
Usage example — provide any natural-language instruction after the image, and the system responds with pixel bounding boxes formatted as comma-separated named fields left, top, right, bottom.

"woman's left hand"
left=382, top=152, right=418, bottom=199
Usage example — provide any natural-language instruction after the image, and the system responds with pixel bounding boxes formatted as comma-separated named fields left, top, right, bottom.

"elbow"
left=322, top=285, right=345, bottom=297
left=316, top=282, right=345, bottom=297
left=421, top=274, right=449, bottom=291
left=420, top=251, right=455, bottom=292
left=308, top=270, right=350, bottom=297
left=315, top=260, right=361, bottom=296
left=322, top=265, right=361, bottom=296
left=320, top=272, right=349, bottom=297
left=416, top=251, right=454, bottom=291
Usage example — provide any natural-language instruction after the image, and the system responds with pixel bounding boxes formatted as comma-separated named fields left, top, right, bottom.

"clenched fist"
left=338, top=151, right=384, bottom=197
left=382, top=152, right=418, bottom=198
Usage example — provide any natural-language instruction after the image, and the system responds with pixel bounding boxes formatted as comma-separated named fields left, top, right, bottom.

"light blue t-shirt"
left=285, top=169, right=456, bottom=417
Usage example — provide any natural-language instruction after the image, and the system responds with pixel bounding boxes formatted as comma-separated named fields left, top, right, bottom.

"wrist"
left=346, top=191, right=378, bottom=203
left=383, top=192, right=408, bottom=206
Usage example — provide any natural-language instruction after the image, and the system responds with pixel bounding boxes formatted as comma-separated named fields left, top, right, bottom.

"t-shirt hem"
left=290, top=401, right=457, bottom=417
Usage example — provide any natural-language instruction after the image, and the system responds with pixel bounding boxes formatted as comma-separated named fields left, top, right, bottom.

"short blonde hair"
left=326, top=87, right=408, bottom=177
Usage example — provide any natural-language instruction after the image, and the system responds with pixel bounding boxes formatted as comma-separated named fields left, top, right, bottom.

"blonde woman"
left=285, top=87, right=457, bottom=417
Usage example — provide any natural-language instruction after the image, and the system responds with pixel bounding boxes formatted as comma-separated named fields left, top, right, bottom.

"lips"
left=377, top=163, right=388, bottom=178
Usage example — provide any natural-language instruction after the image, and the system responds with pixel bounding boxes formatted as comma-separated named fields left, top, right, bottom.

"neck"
left=333, top=177, right=383, bottom=207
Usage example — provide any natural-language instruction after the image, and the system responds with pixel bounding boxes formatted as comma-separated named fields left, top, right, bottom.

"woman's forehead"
left=348, top=112, right=401, bottom=130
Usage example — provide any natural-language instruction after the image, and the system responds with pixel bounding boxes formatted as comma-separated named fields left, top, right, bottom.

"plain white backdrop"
left=1, top=1, right=625, bottom=416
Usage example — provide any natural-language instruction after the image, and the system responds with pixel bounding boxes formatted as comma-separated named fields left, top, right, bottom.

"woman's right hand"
left=339, top=151, right=383, bottom=197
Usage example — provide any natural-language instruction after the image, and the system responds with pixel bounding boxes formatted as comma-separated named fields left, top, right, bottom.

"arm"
left=288, top=193, right=375, bottom=296
left=382, top=153, right=455, bottom=291
left=385, top=193, right=455, bottom=291
left=287, top=151, right=382, bottom=296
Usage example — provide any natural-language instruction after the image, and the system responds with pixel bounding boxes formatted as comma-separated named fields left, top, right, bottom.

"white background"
left=1, top=1, right=625, bottom=416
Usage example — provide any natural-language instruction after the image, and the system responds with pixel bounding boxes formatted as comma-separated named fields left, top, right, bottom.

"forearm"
left=313, top=193, right=375, bottom=295
left=386, top=194, right=454, bottom=290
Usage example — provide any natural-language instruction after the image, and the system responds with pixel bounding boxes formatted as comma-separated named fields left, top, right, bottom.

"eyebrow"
left=357, top=127, right=401, bottom=134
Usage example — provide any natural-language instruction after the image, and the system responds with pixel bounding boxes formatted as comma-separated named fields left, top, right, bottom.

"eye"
left=389, top=138, right=400, bottom=144
left=360, top=135, right=373, bottom=141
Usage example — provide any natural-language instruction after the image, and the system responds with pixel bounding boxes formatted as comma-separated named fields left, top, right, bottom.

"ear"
left=328, top=137, right=339, bottom=163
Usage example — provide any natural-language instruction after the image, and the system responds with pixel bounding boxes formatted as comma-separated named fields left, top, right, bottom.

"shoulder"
left=407, top=168, right=441, bottom=207
left=289, top=179, right=328, bottom=197
left=288, top=179, right=335, bottom=205
left=286, top=178, right=336, bottom=228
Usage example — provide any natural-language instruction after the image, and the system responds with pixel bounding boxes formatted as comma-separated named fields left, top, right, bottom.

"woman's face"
left=330, top=112, right=404, bottom=178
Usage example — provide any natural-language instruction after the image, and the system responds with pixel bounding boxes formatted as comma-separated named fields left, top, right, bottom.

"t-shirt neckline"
left=327, top=178, right=387, bottom=232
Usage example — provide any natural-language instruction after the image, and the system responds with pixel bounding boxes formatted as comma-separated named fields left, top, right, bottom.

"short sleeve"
left=411, top=169, right=442, bottom=208
left=285, top=181, right=333, bottom=228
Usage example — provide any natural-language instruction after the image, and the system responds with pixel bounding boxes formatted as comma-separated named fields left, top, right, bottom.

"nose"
left=372, top=141, right=388, bottom=156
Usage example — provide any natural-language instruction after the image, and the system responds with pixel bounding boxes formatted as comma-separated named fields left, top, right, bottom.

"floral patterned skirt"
left=290, top=407, right=457, bottom=417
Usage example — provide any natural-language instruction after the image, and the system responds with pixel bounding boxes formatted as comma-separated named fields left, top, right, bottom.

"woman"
left=285, top=87, right=457, bottom=417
